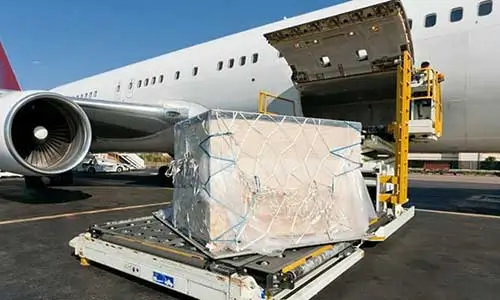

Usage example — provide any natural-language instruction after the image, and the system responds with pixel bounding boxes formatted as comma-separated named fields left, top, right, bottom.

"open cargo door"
left=264, top=0, right=413, bottom=97
left=263, top=0, right=414, bottom=127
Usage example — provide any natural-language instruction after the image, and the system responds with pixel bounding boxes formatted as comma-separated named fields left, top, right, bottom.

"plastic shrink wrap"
left=156, top=110, right=376, bottom=257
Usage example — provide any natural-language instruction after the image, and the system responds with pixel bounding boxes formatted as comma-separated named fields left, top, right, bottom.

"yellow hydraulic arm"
left=379, top=50, right=412, bottom=206
left=379, top=50, right=444, bottom=207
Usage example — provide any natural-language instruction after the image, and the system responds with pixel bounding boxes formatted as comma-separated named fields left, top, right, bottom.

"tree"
left=483, top=156, right=497, bottom=170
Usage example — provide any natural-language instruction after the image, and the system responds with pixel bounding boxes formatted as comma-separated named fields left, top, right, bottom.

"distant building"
left=409, top=152, right=500, bottom=170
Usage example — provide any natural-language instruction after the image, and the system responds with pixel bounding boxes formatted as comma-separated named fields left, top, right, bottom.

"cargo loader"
left=69, top=1, right=444, bottom=298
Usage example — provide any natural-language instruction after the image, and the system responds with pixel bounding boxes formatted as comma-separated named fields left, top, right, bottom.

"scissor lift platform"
left=69, top=200, right=415, bottom=300
left=70, top=215, right=365, bottom=300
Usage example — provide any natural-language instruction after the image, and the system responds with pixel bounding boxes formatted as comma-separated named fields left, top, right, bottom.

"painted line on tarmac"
left=0, top=201, right=171, bottom=226
left=416, top=208, right=500, bottom=219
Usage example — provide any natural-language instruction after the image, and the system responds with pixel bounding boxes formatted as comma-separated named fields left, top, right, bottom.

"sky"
left=0, top=0, right=346, bottom=90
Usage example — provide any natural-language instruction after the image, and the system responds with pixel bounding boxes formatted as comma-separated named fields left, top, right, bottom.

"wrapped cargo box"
left=156, top=110, right=376, bottom=257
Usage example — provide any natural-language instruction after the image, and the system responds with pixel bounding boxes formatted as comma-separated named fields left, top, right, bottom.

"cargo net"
left=161, top=110, right=376, bottom=257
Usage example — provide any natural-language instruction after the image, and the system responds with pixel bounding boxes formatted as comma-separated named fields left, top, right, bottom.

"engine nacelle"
left=0, top=90, right=92, bottom=176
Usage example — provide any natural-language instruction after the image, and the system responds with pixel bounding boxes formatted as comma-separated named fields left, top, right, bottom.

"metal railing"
left=257, top=91, right=298, bottom=116
left=411, top=67, right=444, bottom=137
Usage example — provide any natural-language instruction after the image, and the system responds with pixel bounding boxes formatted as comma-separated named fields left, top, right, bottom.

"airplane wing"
left=72, top=97, right=207, bottom=153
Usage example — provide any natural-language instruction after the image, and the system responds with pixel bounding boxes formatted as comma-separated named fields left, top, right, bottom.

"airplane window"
left=93, top=91, right=97, bottom=97
left=252, top=53, right=259, bottom=63
left=152, top=76, right=156, bottom=85
left=144, top=78, right=149, bottom=86
left=128, top=81, right=133, bottom=89
left=425, top=13, right=437, bottom=27
left=193, top=66, right=199, bottom=76
left=478, top=0, right=493, bottom=16
left=228, top=58, right=235, bottom=68
left=217, top=61, right=223, bottom=70
left=408, top=18, right=412, bottom=29
left=116, top=84, right=121, bottom=92
left=137, top=80, right=142, bottom=88
left=175, top=71, right=180, bottom=80
left=450, top=7, right=463, bottom=22
left=85, top=93, right=88, bottom=98
left=159, top=74, right=164, bottom=83
left=240, top=56, right=246, bottom=66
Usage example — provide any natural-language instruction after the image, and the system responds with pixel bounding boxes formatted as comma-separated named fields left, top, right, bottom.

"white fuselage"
left=51, top=0, right=500, bottom=153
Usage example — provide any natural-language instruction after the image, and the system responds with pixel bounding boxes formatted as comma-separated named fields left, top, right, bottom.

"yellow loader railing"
left=257, top=91, right=298, bottom=116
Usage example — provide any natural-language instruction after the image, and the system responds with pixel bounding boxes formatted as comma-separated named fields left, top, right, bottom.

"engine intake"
left=0, top=91, right=92, bottom=176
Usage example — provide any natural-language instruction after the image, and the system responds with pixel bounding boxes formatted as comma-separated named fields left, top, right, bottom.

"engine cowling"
left=0, top=90, right=92, bottom=176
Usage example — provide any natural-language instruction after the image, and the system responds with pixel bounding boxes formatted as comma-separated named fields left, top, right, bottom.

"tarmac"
left=0, top=171, right=499, bottom=300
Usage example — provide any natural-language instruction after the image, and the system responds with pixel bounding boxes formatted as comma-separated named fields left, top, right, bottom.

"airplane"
left=0, top=0, right=498, bottom=189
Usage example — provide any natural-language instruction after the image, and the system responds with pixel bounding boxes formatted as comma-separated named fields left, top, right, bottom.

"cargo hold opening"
left=264, top=0, right=413, bottom=134
left=299, top=69, right=399, bottom=132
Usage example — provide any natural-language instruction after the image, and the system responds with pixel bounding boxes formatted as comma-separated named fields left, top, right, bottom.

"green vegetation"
left=138, top=153, right=172, bottom=163
left=409, top=167, right=500, bottom=177
left=481, top=156, right=498, bottom=170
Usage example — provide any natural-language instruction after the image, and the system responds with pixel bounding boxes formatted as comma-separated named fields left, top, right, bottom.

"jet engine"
left=0, top=90, right=92, bottom=176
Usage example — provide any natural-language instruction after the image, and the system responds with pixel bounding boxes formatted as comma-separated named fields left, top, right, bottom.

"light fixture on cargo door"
left=320, top=56, right=331, bottom=67
left=355, top=49, right=368, bottom=61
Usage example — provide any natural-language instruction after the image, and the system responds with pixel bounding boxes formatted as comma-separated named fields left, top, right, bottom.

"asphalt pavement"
left=0, top=172, right=499, bottom=300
